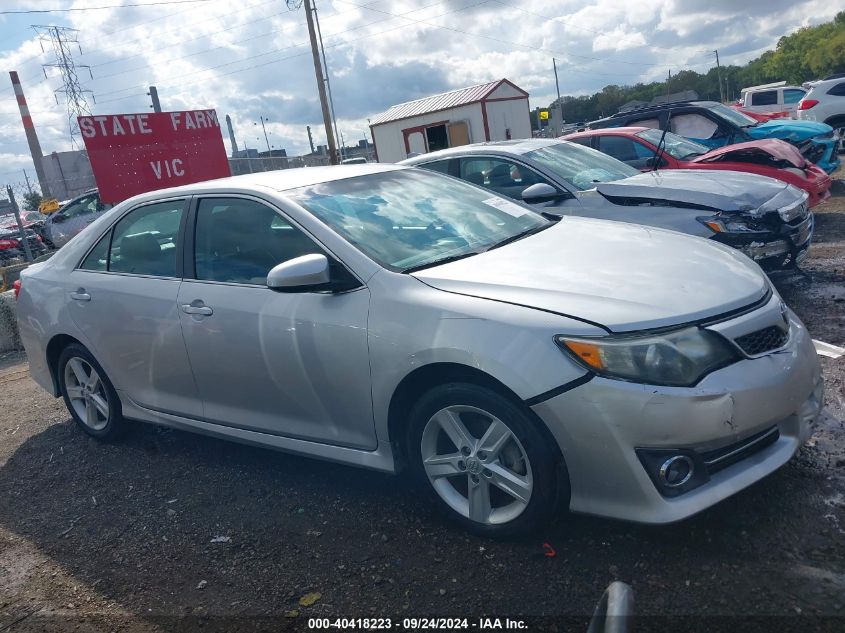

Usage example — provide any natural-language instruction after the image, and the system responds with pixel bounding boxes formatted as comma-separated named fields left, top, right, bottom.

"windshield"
left=525, top=142, right=639, bottom=190
left=706, top=102, right=758, bottom=128
left=635, top=129, right=710, bottom=160
left=288, top=169, right=548, bottom=272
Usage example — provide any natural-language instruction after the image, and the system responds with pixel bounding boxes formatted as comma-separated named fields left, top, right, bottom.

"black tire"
left=57, top=343, right=125, bottom=440
left=406, top=382, right=563, bottom=538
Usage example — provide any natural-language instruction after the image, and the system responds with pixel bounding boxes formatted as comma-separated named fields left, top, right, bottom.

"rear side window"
left=597, top=136, right=652, bottom=163
left=109, top=200, right=184, bottom=276
left=194, top=198, right=322, bottom=285
left=750, top=90, right=777, bottom=106
left=670, top=114, right=719, bottom=139
left=828, top=82, right=845, bottom=96
left=783, top=89, right=805, bottom=104
left=418, top=159, right=452, bottom=175
left=79, top=231, right=111, bottom=271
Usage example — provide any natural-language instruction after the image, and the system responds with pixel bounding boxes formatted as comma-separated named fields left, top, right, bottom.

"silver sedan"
left=16, top=165, right=824, bottom=536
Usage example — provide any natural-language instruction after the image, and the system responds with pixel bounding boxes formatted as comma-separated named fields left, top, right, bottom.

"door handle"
left=181, top=303, right=213, bottom=316
left=70, top=289, right=91, bottom=301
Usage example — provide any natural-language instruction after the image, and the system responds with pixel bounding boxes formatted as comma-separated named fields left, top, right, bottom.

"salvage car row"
left=16, top=142, right=826, bottom=535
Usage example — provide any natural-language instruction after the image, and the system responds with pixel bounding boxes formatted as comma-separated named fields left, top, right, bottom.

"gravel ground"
left=1, top=178, right=844, bottom=633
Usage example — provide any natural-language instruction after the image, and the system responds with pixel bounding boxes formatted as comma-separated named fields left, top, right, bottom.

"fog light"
left=635, top=448, right=710, bottom=497
left=659, top=455, right=694, bottom=487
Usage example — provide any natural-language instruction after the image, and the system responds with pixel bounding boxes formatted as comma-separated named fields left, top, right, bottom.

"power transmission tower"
left=33, top=25, right=95, bottom=147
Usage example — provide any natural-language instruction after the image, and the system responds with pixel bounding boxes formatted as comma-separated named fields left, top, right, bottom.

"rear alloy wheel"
left=58, top=343, right=124, bottom=439
left=408, top=383, right=561, bottom=537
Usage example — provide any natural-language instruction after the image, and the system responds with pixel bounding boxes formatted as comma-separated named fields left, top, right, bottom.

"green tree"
left=22, top=191, right=42, bottom=211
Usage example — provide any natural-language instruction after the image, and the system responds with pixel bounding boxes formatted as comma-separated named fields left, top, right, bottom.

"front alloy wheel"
left=421, top=405, right=533, bottom=525
left=408, top=383, right=562, bottom=537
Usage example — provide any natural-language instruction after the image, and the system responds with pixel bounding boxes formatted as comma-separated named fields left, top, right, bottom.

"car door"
left=177, top=195, right=375, bottom=449
left=67, top=197, right=202, bottom=418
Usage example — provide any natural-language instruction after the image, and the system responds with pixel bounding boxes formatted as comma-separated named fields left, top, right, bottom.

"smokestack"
left=225, top=114, right=239, bottom=157
left=9, top=71, right=51, bottom=198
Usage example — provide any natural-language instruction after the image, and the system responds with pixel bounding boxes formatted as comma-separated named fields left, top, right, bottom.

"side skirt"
left=117, top=390, right=397, bottom=474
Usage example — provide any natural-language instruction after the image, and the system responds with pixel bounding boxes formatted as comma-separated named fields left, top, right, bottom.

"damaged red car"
left=563, top=127, right=831, bottom=207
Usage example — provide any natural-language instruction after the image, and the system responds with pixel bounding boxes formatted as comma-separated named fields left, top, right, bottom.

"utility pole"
left=301, top=0, right=338, bottom=164
left=147, top=85, right=162, bottom=112
left=255, top=116, right=271, bottom=153
left=553, top=58, right=562, bottom=124
left=23, top=170, right=34, bottom=197
left=313, top=4, right=341, bottom=164
left=714, top=50, right=724, bottom=103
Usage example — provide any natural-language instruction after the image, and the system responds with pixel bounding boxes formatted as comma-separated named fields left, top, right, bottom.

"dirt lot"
left=1, top=180, right=844, bottom=633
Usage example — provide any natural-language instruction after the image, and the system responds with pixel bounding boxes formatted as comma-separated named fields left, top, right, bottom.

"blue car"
left=589, top=100, right=841, bottom=174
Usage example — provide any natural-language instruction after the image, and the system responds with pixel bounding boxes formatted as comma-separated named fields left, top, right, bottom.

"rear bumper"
left=532, top=301, right=823, bottom=524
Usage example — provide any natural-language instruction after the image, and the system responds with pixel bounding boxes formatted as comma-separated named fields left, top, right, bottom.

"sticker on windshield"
left=482, top=197, right=528, bottom=217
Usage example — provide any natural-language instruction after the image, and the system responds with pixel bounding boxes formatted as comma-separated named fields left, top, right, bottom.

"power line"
left=0, top=0, right=217, bottom=15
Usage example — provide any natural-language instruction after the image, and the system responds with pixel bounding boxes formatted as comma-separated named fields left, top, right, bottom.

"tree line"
left=549, top=11, right=845, bottom=124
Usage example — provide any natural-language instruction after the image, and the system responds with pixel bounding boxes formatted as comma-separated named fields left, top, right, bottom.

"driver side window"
left=194, top=198, right=324, bottom=285
left=60, top=194, right=98, bottom=219
left=458, top=157, right=553, bottom=201
left=670, top=114, right=720, bottom=140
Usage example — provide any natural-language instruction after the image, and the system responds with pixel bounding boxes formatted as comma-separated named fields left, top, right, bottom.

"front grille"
left=735, top=325, right=788, bottom=356
left=700, top=426, right=780, bottom=475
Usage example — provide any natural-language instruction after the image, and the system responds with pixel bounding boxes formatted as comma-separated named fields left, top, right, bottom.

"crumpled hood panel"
left=413, top=217, right=769, bottom=332
left=595, top=169, right=788, bottom=212
left=748, top=119, right=833, bottom=142
left=693, top=139, right=805, bottom=168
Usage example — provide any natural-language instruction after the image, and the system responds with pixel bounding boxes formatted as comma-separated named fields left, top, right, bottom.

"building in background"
left=41, top=150, right=96, bottom=201
left=369, top=79, right=530, bottom=163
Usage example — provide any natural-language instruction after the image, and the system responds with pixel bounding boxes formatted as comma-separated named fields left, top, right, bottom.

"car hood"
left=412, top=218, right=769, bottom=332
left=691, top=139, right=805, bottom=168
left=594, top=169, right=788, bottom=212
left=747, top=119, right=833, bottom=142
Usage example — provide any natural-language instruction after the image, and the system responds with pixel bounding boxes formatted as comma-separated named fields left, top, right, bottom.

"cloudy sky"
left=0, top=0, right=839, bottom=188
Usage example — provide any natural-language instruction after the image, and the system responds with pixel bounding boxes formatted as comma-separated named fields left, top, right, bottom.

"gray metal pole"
left=304, top=0, right=338, bottom=164
left=714, top=50, right=724, bottom=103
left=313, top=2, right=341, bottom=164
left=23, top=170, right=34, bottom=196
left=553, top=58, right=561, bottom=102
left=259, top=116, right=271, bottom=153
left=6, top=186, right=34, bottom=262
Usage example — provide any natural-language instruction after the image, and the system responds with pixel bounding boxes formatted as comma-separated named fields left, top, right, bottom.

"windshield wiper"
left=402, top=251, right=482, bottom=274
left=485, top=222, right=555, bottom=251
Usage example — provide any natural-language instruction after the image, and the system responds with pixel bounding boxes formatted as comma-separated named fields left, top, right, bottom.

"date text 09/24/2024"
left=307, top=618, right=528, bottom=630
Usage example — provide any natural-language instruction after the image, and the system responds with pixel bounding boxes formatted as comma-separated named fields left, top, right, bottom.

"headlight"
left=697, top=215, right=762, bottom=234
left=555, top=327, right=739, bottom=387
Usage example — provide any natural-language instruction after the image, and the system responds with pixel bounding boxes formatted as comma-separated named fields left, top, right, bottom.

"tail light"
left=0, top=238, right=19, bottom=250
left=12, top=279, right=21, bottom=300
left=798, top=99, right=819, bottom=110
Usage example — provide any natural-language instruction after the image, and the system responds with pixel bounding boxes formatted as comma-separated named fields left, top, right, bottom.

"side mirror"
left=267, top=253, right=331, bottom=292
left=521, top=182, right=565, bottom=205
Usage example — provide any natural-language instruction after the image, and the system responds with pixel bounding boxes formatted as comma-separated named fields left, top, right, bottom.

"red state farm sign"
left=78, top=110, right=231, bottom=204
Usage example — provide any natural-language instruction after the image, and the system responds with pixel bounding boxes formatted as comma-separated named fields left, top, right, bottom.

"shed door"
left=448, top=121, right=470, bottom=147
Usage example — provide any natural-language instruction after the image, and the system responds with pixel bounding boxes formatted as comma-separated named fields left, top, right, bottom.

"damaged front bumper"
left=532, top=294, right=824, bottom=524
left=710, top=211, right=814, bottom=272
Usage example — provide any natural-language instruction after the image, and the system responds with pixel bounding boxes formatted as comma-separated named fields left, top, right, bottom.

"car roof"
left=400, top=138, right=564, bottom=163
left=593, top=100, right=722, bottom=125
left=565, top=126, right=649, bottom=137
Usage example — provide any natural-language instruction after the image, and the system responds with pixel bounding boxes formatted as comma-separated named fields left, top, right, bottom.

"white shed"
left=368, top=79, right=531, bottom=163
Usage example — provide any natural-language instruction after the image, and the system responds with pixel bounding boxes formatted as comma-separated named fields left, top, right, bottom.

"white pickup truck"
left=737, top=81, right=806, bottom=117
